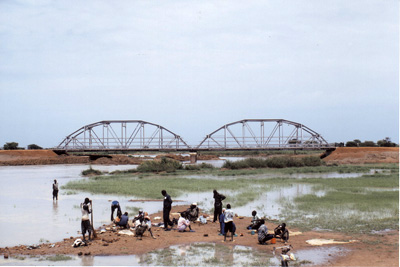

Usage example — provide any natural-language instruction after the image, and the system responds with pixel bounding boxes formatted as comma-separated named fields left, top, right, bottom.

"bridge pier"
left=189, top=153, right=198, bottom=163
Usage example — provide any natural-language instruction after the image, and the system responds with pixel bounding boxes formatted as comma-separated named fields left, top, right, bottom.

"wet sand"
left=1, top=205, right=398, bottom=267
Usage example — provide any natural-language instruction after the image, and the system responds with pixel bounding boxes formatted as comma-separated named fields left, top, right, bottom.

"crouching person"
left=258, top=219, right=274, bottom=245
left=187, top=203, right=199, bottom=222
left=274, top=222, right=289, bottom=242
left=135, top=213, right=156, bottom=240
left=177, top=212, right=193, bottom=232
left=247, top=210, right=263, bottom=230
left=116, top=212, right=129, bottom=228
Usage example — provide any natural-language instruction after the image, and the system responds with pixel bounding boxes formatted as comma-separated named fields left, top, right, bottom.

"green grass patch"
left=63, top=163, right=399, bottom=234
left=222, top=156, right=323, bottom=169
left=39, top=255, right=73, bottom=262
left=136, top=157, right=182, bottom=173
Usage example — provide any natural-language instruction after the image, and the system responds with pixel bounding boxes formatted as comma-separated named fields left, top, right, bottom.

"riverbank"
left=0, top=150, right=221, bottom=166
left=0, top=147, right=398, bottom=166
left=0, top=205, right=398, bottom=267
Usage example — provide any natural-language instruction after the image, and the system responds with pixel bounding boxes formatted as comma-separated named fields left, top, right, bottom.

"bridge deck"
left=53, top=147, right=336, bottom=154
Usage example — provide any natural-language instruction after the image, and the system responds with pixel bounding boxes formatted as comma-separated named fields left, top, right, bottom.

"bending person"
left=111, top=200, right=121, bottom=221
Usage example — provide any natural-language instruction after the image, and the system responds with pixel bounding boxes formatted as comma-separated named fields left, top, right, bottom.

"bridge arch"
left=57, top=120, right=190, bottom=150
left=196, top=119, right=329, bottom=150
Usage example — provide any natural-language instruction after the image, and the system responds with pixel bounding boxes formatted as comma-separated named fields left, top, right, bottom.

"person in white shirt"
left=224, top=204, right=235, bottom=242
left=80, top=197, right=92, bottom=241
left=177, top=212, right=193, bottom=232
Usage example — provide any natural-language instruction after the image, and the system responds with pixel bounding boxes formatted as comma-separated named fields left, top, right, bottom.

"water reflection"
left=80, top=255, right=94, bottom=266
left=52, top=201, right=58, bottom=215
left=0, top=243, right=349, bottom=266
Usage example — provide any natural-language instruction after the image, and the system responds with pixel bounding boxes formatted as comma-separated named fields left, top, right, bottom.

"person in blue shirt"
left=111, top=200, right=121, bottom=221
left=218, top=208, right=226, bottom=236
left=117, top=212, right=129, bottom=228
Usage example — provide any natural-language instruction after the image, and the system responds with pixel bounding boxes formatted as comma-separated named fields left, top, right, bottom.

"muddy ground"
left=0, top=150, right=220, bottom=166
left=0, top=147, right=398, bottom=266
left=0, top=205, right=398, bottom=267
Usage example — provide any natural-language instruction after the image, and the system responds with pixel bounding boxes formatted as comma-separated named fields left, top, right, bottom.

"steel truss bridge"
left=55, top=119, right=333, bottom=152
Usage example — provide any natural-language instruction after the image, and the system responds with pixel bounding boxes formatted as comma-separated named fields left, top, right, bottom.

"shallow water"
left=0, top=165, right=151, bottom=247
left=0, top=243, right=348, bottom=266
left=0, top=161, right=352, bottom=248
left=0, top=162, right=390, bottom=250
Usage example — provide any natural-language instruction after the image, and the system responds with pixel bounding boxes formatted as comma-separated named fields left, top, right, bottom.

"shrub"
left=81, top=166, right=102, bottom=176
left=28, top=144, right=43, bottom=150
left=136, top=157, right=182, bottom=173
left=301, top=156, right=323, bottom=166
left=184, top=162, right=215, bottom=170
left=222, top=156, right=323, bottom=169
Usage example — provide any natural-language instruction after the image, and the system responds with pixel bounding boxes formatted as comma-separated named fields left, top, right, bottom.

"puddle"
left=0, top=243, right=349, bottom=266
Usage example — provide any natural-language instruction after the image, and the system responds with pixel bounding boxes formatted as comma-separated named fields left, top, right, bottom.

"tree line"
left=334, top=137, right=398, bottom=148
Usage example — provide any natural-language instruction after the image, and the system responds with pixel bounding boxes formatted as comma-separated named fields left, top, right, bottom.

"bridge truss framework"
left=56, top=119, right=332, bottom=152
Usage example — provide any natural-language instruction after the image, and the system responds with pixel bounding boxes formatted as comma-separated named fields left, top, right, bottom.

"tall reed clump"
left=222, top=156, right=323, bottom=169
left=81, top=166, right=102, bottom=176
left=184, top=162, right=215, bottom=170
left=136, top=157, right=183, bottom=173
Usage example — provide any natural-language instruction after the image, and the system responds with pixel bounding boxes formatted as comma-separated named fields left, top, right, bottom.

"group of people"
left=65, top=183, right=288, bottom=244
left=213, top=190, right=290, bottom=245
left=110, top=200, right=156, bottom=239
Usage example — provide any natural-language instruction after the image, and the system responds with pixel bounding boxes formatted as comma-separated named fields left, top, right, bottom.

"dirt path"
left=0, top=205, right=398, bottom=266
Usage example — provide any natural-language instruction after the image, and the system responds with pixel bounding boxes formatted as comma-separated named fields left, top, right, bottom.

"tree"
left=3, top=142, right=19, bottom=150
left=353, top=139, right=361, bottom=146
left=28, top=144, right=43, bottom=150
left=377, top=137, right=397, bottom=147
left=345, top=141, right=358, bottom=147
left=360, top=141, right=376, bottom=147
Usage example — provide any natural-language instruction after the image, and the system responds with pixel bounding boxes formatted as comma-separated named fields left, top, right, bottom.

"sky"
left=0, top=0, right=398, bottom=148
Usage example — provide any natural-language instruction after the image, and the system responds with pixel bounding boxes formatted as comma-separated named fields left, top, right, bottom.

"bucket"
left=270, top=238, right=276, bottom=244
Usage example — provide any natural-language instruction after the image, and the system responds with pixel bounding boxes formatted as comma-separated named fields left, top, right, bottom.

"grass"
left=280, top=170, right=399, bottom=233
left=125, top=206, right=142, bottom=214
left=38, top=255, right=73, bottom=262
left=63, top=163, right=399, bottom=234
left=222, top=156, right=323, bottom=169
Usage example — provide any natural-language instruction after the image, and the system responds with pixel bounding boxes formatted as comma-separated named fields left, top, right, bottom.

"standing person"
left=223, top=204, right=235, bottom=242
left=213, top=189, right=226, bottom=223
left=218, top=208, right=226, bottom=236
left=111, top=200, right=121, bottom=221
left=80, top=197, right=92, bottom=242
left=52, top=179, right=59, bottom=201
left=161, top=190, right=173, bottom=231
left=258, top=219, right=274, bottom=244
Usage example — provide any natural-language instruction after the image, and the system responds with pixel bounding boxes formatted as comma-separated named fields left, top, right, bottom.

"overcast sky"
left=0, top=0, right=398, bottom=148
